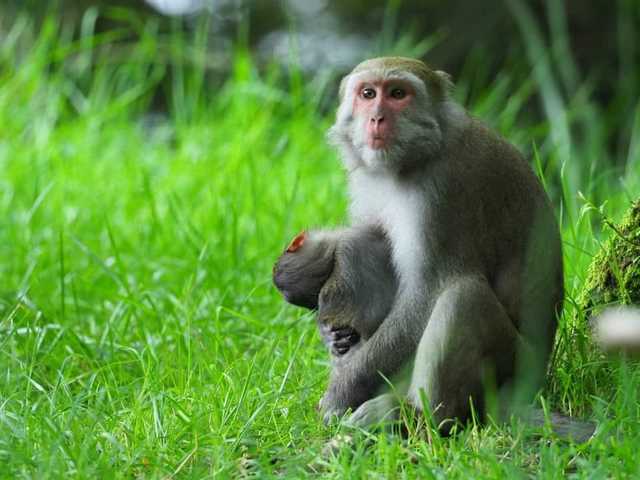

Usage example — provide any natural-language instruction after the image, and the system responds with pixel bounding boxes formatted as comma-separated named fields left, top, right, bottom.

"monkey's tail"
left=522, top=409, right=597, bottom=443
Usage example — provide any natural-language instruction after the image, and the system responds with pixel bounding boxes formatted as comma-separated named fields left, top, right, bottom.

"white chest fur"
left=349, top=171, right=426, bottom=286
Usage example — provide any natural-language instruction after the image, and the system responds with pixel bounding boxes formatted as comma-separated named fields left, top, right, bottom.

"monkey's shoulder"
left=456, top=118, right=526, bottom=165
left=447, top=118, right=545, bottom=196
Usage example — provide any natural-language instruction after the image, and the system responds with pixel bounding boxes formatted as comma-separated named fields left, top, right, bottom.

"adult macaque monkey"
left=273, top=227, right=595, bottom=441
left=320, top=56, right=564, bottom=431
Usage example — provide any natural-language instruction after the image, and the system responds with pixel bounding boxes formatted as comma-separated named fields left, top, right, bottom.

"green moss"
left=580, top=200, right=640, bottom=314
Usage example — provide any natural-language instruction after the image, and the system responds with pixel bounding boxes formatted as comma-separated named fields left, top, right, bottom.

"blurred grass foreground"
left=1, top=2, right=640, bottom=478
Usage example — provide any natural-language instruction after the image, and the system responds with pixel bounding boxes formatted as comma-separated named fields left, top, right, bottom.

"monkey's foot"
left=344, top=393, right=400, bottom=428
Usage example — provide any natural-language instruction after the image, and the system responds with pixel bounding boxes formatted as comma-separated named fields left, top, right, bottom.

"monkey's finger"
left=331, top=327, right=358, bottom=339
left=328, top=325, right=355, bottom=332
left=333, top=336, right=359, bottom=349
left=332, top=340, right=358, bottom=355
left=333, top=345, right=351, bottom=355
left=332, top=335, right=360, bottom=348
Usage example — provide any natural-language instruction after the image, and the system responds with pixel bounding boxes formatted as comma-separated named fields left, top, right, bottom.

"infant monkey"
left=273, top=226, right=397, bottom=357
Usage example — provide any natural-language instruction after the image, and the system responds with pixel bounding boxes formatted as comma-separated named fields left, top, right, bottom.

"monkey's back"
left=430, top=118, right=563, bottom=342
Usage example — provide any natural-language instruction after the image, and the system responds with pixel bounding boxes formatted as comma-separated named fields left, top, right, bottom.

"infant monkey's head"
left=273, top=231, right=336, bottom=310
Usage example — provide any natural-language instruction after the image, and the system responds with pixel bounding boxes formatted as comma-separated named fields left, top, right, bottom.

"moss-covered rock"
left=580, top=201, right=640, bottom=314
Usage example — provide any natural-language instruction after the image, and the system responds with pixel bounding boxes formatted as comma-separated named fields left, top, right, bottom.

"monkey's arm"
left=319, top=286, right=429, bottom=420
left=316, top=227, right=396, bottom=336
left=315, top=226, right=397, bottom=357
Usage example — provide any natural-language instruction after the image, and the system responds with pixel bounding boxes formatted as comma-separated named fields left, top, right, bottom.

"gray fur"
left=320, top=59, right=564, bottom=431
left=273, top=226, right=397, bottom=354
left=275, top=59, right=592, bottom=440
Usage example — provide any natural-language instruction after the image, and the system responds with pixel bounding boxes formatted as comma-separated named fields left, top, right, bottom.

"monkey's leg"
left=406, top=275, right=521, bottom=432
left=347, top=275, right=521, bottom=430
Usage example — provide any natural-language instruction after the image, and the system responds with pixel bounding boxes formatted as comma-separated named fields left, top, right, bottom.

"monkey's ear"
left=434, top=70, right=454, bottom=94
left=286, top=231, right=307, bottom=252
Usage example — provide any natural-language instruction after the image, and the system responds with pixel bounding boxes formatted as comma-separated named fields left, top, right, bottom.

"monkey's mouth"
left=366, top=121, right=392, bottom=150
left=369, top=136, right=389, bottom=150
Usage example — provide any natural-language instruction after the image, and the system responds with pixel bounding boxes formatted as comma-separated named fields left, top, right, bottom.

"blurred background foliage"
left=2, top=0, right=639, bottom=197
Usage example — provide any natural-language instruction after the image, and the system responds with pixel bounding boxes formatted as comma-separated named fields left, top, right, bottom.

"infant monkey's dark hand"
left=319, top=323, right=361, bottom=356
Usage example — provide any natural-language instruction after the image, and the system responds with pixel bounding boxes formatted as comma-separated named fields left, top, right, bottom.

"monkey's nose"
left=370, top=115, right=385, bottom=124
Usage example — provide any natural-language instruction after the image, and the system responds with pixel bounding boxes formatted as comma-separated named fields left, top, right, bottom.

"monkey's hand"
left=318, top=323, right=361, bottom=356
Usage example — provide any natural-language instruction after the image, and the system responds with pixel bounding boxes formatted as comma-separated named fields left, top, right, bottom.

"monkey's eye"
left=361, top=88, right=376, bottom=99
left=390, top=87, right=406, bottom=99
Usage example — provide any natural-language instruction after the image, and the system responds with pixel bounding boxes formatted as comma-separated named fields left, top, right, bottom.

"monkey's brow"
left=354, top=78, right=414, bottom=90
left=357, top=75, right=411, bottom=83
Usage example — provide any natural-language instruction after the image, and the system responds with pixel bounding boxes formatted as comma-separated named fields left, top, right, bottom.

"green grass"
left=1, top=6, right=640, bottom=478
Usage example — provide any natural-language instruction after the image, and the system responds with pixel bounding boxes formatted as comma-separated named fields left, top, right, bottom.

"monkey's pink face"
left=352, top=79, right=415, bottom=150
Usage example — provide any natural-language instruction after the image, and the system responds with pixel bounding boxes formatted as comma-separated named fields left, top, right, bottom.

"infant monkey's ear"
left=286, top=231, right=307, bottom=252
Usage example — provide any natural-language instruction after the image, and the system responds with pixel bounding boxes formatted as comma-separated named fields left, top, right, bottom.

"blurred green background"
left=1, top=1, right=639, bottom=478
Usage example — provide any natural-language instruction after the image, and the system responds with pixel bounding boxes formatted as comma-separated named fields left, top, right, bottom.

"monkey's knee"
left=407, top=276, right=519, bottom=427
